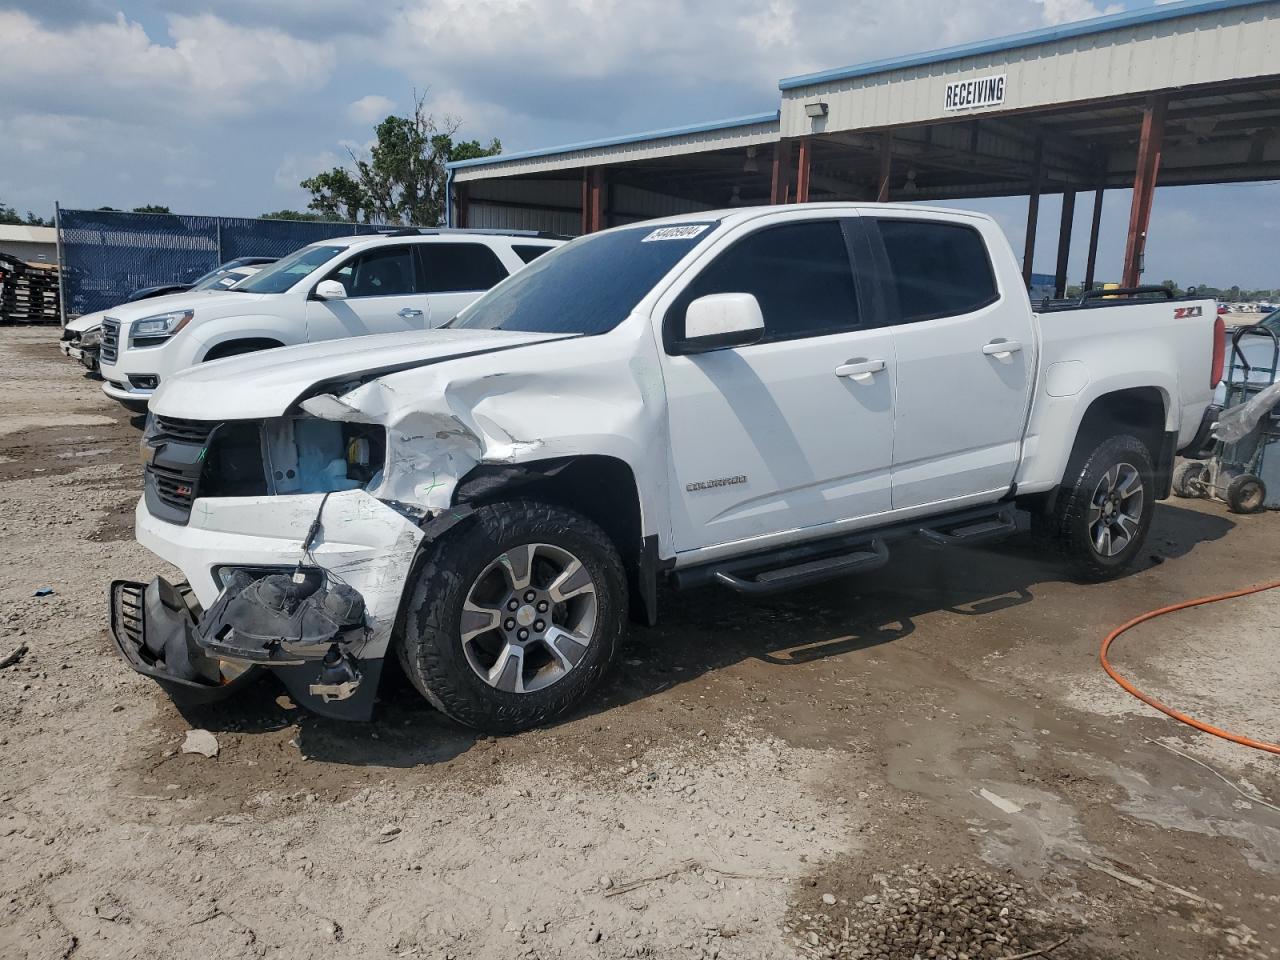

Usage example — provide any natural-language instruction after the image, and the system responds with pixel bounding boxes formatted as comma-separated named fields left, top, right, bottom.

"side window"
left=668, top=220, right=860, bottom=346
left=330, top=245, right=417, bottom=298
left=418, top=243, right=509, bottom=293
left=512, top=244, right=554, bottom=264
left=877, top=220, right=998, bottom=324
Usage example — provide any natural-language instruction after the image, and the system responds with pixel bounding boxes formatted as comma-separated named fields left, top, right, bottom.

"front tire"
left=1039, top=434, right=1155, bottom=582
left=398, top=500, right=627, bottom=733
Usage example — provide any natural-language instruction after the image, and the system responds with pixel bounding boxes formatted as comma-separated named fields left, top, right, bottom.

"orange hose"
left=1100, top=579, right=1280, bottom=755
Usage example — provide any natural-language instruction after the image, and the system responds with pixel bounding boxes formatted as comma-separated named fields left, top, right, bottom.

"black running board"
left=671, top=502, right=1019, bottom=596
left=713, top=539, right=889, bottom=595
left=916, top=509, right=1017, bottom=546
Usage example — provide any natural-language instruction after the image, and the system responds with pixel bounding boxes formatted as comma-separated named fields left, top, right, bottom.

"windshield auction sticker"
left=641, top=225, right=711, bottom=242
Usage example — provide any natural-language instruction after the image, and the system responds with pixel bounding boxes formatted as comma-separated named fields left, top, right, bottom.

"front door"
left=305, top=243, right=428, bottom=342
left=871, top=215, right=1036, bottom=509
left=658, top=216, right=898, bottom=553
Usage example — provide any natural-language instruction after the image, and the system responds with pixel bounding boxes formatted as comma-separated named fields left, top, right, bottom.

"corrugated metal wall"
left=780, top=2, right=1280, bottom=136
left=466, top=179, right=712, bottom=235
left=454, top=117, right=778, bottom=182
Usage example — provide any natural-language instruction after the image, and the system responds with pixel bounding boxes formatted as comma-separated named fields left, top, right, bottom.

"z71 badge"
left=1174, top=305, right=1203, bottom=319
left=686, top=475, right=747, bottom=492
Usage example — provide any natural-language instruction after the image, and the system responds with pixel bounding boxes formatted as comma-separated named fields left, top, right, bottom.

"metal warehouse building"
left=446, top=0, right=1280, bottom=296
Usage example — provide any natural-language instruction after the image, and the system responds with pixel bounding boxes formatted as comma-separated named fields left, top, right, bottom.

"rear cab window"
left=874, top=219, right=998, bottom=323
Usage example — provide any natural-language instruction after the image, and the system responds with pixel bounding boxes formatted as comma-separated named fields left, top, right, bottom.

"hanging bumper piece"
left=108, top=571, right=383, bottom=720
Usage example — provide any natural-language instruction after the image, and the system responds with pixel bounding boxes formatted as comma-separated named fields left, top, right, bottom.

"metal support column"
left=455, top=182, right=470, bottom=229
left=1084, top=177, right=1105, bottom=291
left=54, top=201, right=68, bottom=326
left=876, top=131, right=893, bottom=202
left=581, top=167, right=606, bottom=234
left=795, top=136, right=812, bottom=204
left=1021, top=136, right=1043, bottom=289
left=1123, top=94, right=1168, bottom=289
left=1054, top=189, right=1075, bottom=299
left=770, top=140, right=793, bottom=204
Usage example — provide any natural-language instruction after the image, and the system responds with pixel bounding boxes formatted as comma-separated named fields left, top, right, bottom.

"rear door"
left=305, top=243, right=428, bottom=342
left=416, top=241, right=511, bottom=327
left=871, top=214, right=1036, bottom=509
left=658, top=214, right=898, bottom=553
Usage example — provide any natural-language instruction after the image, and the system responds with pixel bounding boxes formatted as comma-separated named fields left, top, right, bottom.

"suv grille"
left=152, top=416, right=215, bottom=445
left=100, top=318, right=120, bottom=363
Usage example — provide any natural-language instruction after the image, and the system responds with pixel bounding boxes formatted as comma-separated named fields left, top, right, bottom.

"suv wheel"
left=398, top=500, right=627, bottom=733
left=1038, top=434, right=1155, bottom=582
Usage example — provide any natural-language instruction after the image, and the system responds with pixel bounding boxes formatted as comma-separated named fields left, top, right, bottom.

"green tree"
left=0, top=200, right=51, bottom=226
left=261, top=209, right=325, bottom=222
left=301, top=91, right=501, bottom=226
left=131, top=204, right=171, bottom=214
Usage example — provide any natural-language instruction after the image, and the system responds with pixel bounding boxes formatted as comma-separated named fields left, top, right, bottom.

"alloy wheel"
left=459, top=542, right=598, bottom=694
left=1088, top=462, right=1144, bottom=557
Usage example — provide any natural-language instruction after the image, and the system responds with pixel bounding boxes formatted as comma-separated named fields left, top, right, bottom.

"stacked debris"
left=0, top=253, right=60, bottom=324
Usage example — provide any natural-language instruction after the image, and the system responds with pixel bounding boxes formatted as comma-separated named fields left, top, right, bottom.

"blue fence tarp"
left=56, top=209, right=382, bottom=318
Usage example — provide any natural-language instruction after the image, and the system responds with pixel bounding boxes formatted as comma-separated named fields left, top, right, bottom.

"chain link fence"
left=56, top=209, right=383, bottom=320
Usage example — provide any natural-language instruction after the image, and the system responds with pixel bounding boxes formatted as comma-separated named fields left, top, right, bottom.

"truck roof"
left=304, top=229, right=569, bottom=250
left=635, top=202, right=998, bottom=231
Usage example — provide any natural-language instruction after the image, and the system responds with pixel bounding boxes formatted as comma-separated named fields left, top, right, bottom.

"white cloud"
left=347, top=94, right=396, bottom=125
left=0, top=10, right=335, bottom=121
left=1035, top=0, right=1124, bottom=25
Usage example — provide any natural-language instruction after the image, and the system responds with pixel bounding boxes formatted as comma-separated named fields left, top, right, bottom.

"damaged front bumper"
left=115, top=491, right=424, bottom=720
left=109, top=571, right=376, bottom=719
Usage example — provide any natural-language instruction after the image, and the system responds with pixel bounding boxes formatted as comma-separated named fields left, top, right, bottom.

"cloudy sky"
left=1, top=0, right=1276, bottom=288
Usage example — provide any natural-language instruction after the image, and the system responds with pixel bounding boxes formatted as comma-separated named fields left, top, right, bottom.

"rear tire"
left=1171, top=460, right=1207, bottom=499
left=1038, top=434, right=1155, bottom=582
left=1225, top=474, right=1266, bottom=514
left=398, top=500, right=627, bottom=733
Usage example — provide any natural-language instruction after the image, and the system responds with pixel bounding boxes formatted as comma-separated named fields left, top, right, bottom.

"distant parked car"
left=1210, top=307, right=1280, bottom=408
left=1217, top=304, right=1229, bottom=316
left=97, top=229, right=566, bottom=410
left=60, top=262, right=271, bottom=373
left=124, top=257, right=278, bottom=303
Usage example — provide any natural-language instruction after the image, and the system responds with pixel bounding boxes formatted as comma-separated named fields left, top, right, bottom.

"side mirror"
left=674, top=293, right=765, bottom=355
left=313, top=279, right=348, bottom=301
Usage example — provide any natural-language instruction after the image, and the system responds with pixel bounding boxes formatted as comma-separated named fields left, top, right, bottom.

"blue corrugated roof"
left=446, top=110, right=780, bottom=171
left=778, top=0, right=1275, bottom=90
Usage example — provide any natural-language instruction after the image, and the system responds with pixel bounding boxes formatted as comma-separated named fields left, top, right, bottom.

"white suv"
left=96, top=229, right=564, bottom=410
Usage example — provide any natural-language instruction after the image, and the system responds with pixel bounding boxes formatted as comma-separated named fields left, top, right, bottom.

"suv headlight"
left=131, top=309, right=194, bottom=343
left=80, top=327, right=102, bottom=348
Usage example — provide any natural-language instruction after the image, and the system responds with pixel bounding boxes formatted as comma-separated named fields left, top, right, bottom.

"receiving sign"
left=944, top=74, right=1007, bottom=112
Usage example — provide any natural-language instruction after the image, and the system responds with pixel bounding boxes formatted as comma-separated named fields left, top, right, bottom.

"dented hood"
left=149, top=328, right=574, bottom=421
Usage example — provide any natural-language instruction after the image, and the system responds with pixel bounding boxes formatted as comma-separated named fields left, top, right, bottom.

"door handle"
left=982, top=339, right=1022, bottom=358
left=398, top=307, right=425, bottom=319
left=834, top=358, right=886, bottom=383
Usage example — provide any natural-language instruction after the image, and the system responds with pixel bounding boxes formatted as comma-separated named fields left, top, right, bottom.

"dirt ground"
left=2, top=324, right=1278, bottom=960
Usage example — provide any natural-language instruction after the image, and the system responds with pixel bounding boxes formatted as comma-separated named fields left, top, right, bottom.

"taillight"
left=1210, top=316, right=1226, bottom=388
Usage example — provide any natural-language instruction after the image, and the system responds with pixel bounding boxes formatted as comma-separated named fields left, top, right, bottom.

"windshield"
left=450, top=223, right=718, bottom=335
left=190, top=268, right=244, bottom=291
left=1261, top=308, right=1280, bottom=333
left=234, top=245, right=346, bottom=295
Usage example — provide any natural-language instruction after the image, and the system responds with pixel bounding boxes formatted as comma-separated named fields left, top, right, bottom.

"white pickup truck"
left=109, top=204, right=1221, bottom=731
left=95, top=229, right=563, bottom=410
